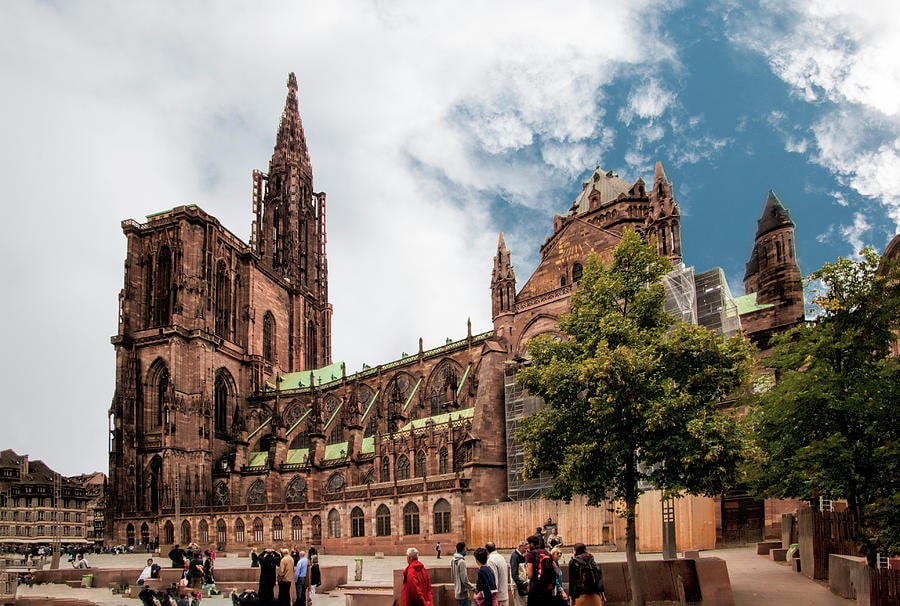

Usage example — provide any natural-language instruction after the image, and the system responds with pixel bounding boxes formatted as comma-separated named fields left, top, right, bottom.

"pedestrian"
left=204, top=550, right=215, bottom=584
left=451, top=542, right=475, bottom=606
left=293, top=550, right=309, bottom=606
left=485, top=543, right=510, bottom=606
left=169, top=544, right=186, bottom=569
left=525, top=535, right=554, bottom=606
left=250, top=547, right=259, bottom=568
left=509, top=540, right=528, bottom=606
left=549, top=548, right=568, bottom=606
left=473, top=547, right=497, bottom=606
left=436, top=542, right=442, bottom=559
left=568, top=543, right=604, bottom=606
left=257, top=547, right=280, bottom=604
left=277, top=548, right=295, bottom=606
left=308, top=547, right=321, bottom=595
left=402, top=547, right=434, bottom=606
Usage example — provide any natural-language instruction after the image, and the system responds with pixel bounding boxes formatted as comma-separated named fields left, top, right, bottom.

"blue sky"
left=1, top=1, right=898, bottom=476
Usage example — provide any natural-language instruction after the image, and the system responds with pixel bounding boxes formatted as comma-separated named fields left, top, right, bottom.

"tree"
left=516, top=229, right=753, bottom=606
left=748, top=248, right=900, bottom=565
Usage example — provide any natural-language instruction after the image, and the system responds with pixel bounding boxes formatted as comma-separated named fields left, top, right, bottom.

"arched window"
left=325, top=474, right=346, bottom=494
left=155, top=246, right=173, bottom=326
left=216, top=519, right=227, bottom=546
left=214, top=481, right=229, bottom=506
left=328, top=509, right=341, bottom=539
left=396, top=455, right=410, bottom=481
left=234, top=518, right=245, bottom=543
left=246, top=480, right=267, bottom=505
left=428, top=360, right=464, bottom=415
left=403, top=502, right=420, bottom=535
left=180, top=520, right=191, bottom=545
left=214, top=369, right=233, bottom=437
left=306, top=320, right=317, bottom=369
left=572, top=262, right=583, bottom=283
left=350, top=507, right=365, bottom=538
left=381, top=457, right=390, bottom=482
left=233, top=273, right=243, bottom=345
left=126, top=523, right=135, bottom=547
left=415, top=450, right=427, bottom=478
left=285, top=477, right=307, bottom=504
left=215, top=260, right=231, bottom=338
left=140, top=522, right=150, bottom=546
left=439, top=447, right=449, bottom=475
left=199, top=519, right=209, bottom=544
left=150, top=362, right=169, bottom=429
left=365, top=414, right=377, bottom=438
left=252, top=518, right=264, bottom=543
left=163, top=520, right=174, bottom=544
left=433, top=498, right=451, bottom=533
left=291, top=516, right=302, bottom=542
left=311, top=515, right=322, bottom=543
left=376, top=504, right=391, bottom=537
left=329, top=420, right=343, bottom=444
left=272, top=517, right=283, bottom=541
left=262, top=312, right=275, bottom=364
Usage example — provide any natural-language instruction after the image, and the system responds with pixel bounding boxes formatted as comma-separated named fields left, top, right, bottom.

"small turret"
left=644, top=161, right=682, bottom=264
left=491, top=233, right=517, bottom=344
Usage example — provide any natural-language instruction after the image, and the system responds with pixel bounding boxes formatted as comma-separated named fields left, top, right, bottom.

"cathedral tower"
left=644, top=161, right=682, bottom=265
left=491, top=233, right=517, bottom=345
left=743, top=191, right=804, bottom=339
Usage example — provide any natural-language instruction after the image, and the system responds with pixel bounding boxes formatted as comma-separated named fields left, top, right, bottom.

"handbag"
left=474, top=591, right=486, bottom=606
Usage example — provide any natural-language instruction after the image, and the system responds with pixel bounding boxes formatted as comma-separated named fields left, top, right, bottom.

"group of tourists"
left=167, top=543, right=217, bottom=588
left=403, top=530, right=605, bottom=606
left=231, top=545, right=321, bottom=606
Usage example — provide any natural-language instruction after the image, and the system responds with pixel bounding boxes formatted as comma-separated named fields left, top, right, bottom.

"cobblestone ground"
left=11, top=548, right=852, bottom=605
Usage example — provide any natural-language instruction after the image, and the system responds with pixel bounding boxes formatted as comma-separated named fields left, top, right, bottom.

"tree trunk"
left=625, top=496, right=645, bottom=606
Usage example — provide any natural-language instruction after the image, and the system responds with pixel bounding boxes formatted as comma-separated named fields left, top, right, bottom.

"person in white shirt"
left=137, top=558, right=156, bottom=585
left=485, top=542, right=510, bottom=606
left=73, top=554, right=90, bottom=569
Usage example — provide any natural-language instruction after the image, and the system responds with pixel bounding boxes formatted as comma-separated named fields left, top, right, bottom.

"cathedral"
left=107, top=74, right=805, bottom=553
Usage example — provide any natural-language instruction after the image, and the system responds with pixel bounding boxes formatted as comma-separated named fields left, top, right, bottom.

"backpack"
left=573, top=555, right=603, bottom=594
left=533, top=552, right=555, bottom=587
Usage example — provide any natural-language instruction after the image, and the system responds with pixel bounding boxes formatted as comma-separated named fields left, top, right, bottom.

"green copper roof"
left=324, top=441, right=349, bottom=460
left=361, top=435, right=374, bottom=454
left=247, top=451, right=268, bottom=467
left=398, top=406, right=474, bottom=432
left=285, top=448, right=309, bottom=465
left=735, top=292, right=774, bottom=315
left=265, top=361, right=346, bottom=392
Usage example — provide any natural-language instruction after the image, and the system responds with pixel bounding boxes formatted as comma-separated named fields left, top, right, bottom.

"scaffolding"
left=663, top=263, right=698, bottom=324
left=694, top=267, right=742, bottom=337
left=504, top=365, right=555, bottom=501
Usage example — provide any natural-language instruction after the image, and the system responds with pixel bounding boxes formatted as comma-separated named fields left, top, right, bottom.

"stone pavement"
left=12, top=547, right=853, bottom=605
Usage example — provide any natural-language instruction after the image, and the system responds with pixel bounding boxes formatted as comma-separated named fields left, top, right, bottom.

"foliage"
left=515, top=228, right=754, bottom=605
left=748, top=248, right=900, bottom=561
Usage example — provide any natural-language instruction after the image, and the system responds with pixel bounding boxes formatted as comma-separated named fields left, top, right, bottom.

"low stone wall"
left=390, top=558, right=734, bottom=606
left=828, top=554, right=869, bottom=604
left=30, top=564, right=347, bottom=594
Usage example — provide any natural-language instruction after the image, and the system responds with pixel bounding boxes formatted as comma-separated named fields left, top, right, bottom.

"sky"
left=1, top=1, right=899, bottom=477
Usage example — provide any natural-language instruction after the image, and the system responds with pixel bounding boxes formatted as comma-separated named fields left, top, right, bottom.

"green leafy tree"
left=748, top=248, right=900, bottom=565
left=516, top=229, right=753, bottom=606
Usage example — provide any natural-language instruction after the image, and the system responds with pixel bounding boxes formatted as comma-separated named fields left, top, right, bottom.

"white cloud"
left=0, top=0, right=678, bottom=475
left=619, top=78, right=676, bottom=126
left=839, top=212, right=872, bottom=256
left=724, top=0, right=900, bottom=229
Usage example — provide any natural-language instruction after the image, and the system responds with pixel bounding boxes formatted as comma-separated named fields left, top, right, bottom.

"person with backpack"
left=451, top=542, right=475, bottom=606
left=568, top=543, right=604, bottom=606
left=525, top=535, right=555, bottom=606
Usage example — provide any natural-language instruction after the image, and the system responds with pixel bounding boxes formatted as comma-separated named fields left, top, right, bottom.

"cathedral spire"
left=645, top=161, right=681, bottom=264
left=271, top=72, right=310, bottom=169
left=491, top=232, right=516, bottom=322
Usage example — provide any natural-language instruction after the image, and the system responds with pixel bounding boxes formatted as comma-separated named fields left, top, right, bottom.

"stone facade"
left=107, top=73, right=804, bottom=555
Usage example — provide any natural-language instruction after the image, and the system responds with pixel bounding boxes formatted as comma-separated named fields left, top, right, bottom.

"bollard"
left=354, top=558, right=363, bottom=581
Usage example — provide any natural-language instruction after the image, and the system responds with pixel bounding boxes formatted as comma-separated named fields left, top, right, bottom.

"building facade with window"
left=107, top=74, right=805, bottom=554
left=0, top=450, right=93, bottom=547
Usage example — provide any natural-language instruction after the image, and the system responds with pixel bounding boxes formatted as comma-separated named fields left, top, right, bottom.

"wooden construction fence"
left=798, top=507, right=859, bottom=580
left=871, top=567, right=900, bottom=606
left=465, top=495, right=619, bottom=550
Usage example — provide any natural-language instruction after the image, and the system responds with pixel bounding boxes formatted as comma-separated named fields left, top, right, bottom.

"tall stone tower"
left=742, top=190, right=804, bottom=342
left=108, top=74, right=332, bottom=538
left=491, top=232, right=516, bottom=347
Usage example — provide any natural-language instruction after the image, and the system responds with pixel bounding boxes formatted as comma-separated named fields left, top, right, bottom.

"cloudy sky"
left=2, top=1, right=899, bottom=477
